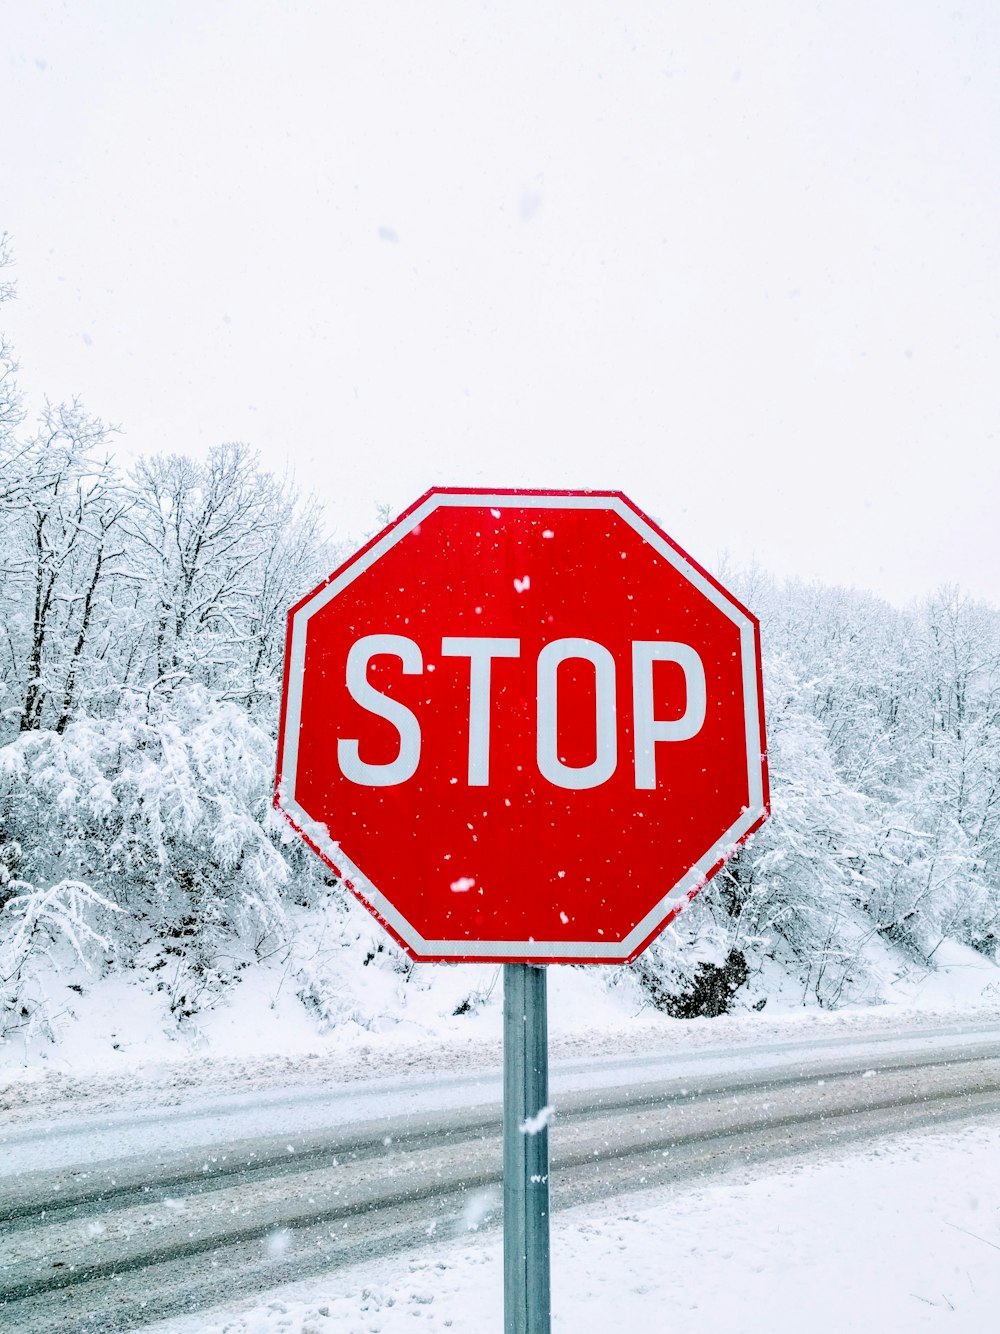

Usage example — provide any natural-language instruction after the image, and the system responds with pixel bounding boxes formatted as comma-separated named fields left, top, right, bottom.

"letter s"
left=338, top=635, right=422, bottom=786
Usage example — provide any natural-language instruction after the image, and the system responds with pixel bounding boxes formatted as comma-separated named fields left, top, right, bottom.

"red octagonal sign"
left=275, top=489, right=769, bottom=964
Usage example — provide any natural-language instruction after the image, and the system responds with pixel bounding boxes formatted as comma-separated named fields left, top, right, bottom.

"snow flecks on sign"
left=514, top=576, right=530, bottom=593
left=542, top=529, right=554, bottom=538
left=490, top=508, right=501, bottom=518
left=560, top=911, right=569, bottom=924
left=519, top=1103, right=555, bottom=1135
left=450, top=877, right=476, bottom=893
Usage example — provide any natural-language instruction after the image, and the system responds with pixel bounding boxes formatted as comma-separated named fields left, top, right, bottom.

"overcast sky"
left=2, top=2, right=998, bottom=606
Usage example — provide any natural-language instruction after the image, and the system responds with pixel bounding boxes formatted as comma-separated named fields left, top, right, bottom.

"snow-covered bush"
left=0, top=683, right=326, bottom=1031
left=0, top=877, right=120, bottom=1040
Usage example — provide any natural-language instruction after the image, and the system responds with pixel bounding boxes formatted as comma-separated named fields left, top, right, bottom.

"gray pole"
left=503, top=962, right=551, bottom=1334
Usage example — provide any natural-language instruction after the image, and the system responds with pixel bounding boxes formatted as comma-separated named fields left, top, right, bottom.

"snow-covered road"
left=3, top=1020, right=1000, bottom=1332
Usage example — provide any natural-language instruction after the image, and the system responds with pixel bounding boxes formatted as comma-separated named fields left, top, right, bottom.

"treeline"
left=0, top=237, right=340, bottom=1035
left=652, top=572, right=1000, bottom=1011
left=2, top=236, right=999, bottom=1038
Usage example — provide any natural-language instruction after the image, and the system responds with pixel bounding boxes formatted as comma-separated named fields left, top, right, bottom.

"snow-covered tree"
left=0, top=402, right=126, bottom=737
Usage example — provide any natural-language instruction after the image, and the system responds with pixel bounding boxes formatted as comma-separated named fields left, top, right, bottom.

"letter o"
left=536, top=638, right=618, bottom=790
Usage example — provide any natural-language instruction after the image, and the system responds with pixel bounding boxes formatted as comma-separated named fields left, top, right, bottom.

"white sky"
left=2, top=1, right=998, bottom=606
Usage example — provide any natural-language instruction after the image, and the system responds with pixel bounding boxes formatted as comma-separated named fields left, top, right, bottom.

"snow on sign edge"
left=273, top=488, right=770, bottom=964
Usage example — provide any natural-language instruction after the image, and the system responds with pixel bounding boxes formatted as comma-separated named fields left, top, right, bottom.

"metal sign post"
left=503, top=963, right=551, bottom=1334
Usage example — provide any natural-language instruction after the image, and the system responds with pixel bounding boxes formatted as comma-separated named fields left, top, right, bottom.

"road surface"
left=3, top=1022, right=1000, bottom=1332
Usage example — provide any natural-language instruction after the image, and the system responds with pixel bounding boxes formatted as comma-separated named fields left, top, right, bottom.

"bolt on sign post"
left=275, top=489, right=769, bottom=1334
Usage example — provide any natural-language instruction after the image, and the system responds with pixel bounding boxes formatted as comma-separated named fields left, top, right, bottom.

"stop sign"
left=275, top=489, right=768, bottom=964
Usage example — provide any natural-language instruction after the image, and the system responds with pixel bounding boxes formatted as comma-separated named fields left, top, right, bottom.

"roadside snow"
left=4, top=1012, right=1000, bottom=1179
left=145, top=1116, right=1000, bottom=1334
left=3, top=939, right=998, bottom=1126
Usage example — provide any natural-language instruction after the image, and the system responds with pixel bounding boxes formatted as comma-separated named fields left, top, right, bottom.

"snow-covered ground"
left=144, top=1116, right=1000, bottom=1334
